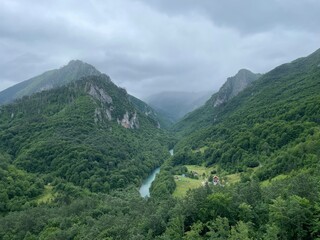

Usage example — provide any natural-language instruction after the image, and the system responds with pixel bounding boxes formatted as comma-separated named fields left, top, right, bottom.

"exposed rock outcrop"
left=213, top=69, right=261, bottom=107
left=117, top=111, right=139, bottom=129
left=87, top=83, right=112, bottom=104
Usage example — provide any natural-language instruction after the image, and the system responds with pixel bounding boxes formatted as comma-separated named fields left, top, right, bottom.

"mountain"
left=173, top=48, right=320, bottom=176
left=0, top=60, right=101, bottom=104
left=0, top=60, right=170, bottom=128
left=144, top=48, right=320, bottom=239
left=1, top=49, right=320, bottom=240
left=145, top=90, right=214, bottom=123
left=128, top=95, right=173, bottom=129
left=0, top=74, right=172, bottom=206
left=212, top=69, right=262, bottom=107
left=173, top=69, right=261, bottom=135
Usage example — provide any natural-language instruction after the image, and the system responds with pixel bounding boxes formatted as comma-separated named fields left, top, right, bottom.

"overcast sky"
left=1, top=0, right=320, bottom=98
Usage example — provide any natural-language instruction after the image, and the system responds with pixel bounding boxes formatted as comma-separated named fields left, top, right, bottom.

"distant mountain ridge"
left=145, top=91, right=214, bottom=123
left=0, top=60, right=101, bottom=104
left=173, top=69, right=261, bottom=134
left=128, top=95, right=173, bottom=129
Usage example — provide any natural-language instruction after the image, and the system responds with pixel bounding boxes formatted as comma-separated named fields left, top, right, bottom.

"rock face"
left=172, top=69, right=261, bottom=135
left=118, top=111, right=140, bottom=129
left=86, top=82, right=114, bottom=123
left=213, top=69, right=261, bottom=107
left=87, top=83, right=113, bottom=104
left=0, top=60, right=162, bottom=130
left=0, top=60, right=101, bottom=104
left=84, top=77, right=140, bottom=129
left=127, top=95, right=167, bottom=129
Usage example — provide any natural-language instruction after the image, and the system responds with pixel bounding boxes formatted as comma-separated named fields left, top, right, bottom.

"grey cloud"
left=0, top=0, right=319, bottom=98
left=139, top=0, right=320, bottom=34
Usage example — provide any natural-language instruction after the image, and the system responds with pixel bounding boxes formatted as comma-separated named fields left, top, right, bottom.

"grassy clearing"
left=260, top=174, right=288, bottom=187
left=173, top=165, right=242, bottom=197
left=185, top=165, right=217, bottom=177
left=222, top=173, right=241, bottom=185
left=36, top=185, right=55, bottom=204
left=173, top=176, right=203, bottom=198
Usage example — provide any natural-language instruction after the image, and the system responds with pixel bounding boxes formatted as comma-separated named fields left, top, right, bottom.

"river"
left=139, top=149, right=174, bottom=198
left=139, top=167, right=160, bottom=198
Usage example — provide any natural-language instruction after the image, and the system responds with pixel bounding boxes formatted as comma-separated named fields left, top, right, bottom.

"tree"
left=263, top=223, right=279, bottom=240
left=238, top=203, right=253, bottom=223
left=229, top=221, right=251, bottom=240
left=163, top=216, right=185, bottom=240
left=206, top=192, right=232, bottom=220
left=269, top=195, right=312, bottom=239
left=206, top=216, right=230, bottom=239
left=183, top=221, right=204, bottom=240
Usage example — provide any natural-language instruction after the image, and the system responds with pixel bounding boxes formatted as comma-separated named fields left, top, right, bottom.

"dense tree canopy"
left=1, top=50, right=320, bottom=239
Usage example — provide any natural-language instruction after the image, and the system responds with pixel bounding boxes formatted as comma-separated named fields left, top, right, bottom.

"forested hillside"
left=1, top=49, right=320, bottom=239
left=173, top=48, right=320, bottom=176
left=173, top=69, right=261, bottom=135
left=128, top=95, right=173, bottom=129
left=0, top=74, right=173, bottom=215
left=151, top=48, right=320, bottom=239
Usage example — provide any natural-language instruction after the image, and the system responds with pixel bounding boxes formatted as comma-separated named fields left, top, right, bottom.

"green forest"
left=0, top=49, right=320, bottom=239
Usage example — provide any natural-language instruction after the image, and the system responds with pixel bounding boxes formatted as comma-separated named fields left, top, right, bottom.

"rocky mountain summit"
left=0, top=60, right=101, bottom=104
left=213, top=69, right=261, bottom=107
left=173, top=68, right=261, bottom=134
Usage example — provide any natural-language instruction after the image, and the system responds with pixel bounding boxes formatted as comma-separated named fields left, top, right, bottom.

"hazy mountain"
left=212, top=69, right=262, bottom=107
left=173, top=69, right=261, bottom=134
left=145, top=91, right=214, bottom=123
left=0, top=60, right=101, bottom=104
left=128, top=95, right=173, bottom=129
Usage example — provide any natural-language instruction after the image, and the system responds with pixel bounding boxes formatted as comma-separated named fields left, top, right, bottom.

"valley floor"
left=173, top=164, right=242, bottom=197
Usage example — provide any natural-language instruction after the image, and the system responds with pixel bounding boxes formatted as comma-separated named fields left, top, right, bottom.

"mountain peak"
left=236, top=69, right=260, bottom=79
left=66, top=59, right=94, bottom=68
left=0, top=60, right=102, bottom=105
left=63, top=59, right=101, bottom=74
left=213, top=69, right=261, bottom=107
left=68, top=59, right=84, bottom=65
left=237, top=68, right=252, bottom=74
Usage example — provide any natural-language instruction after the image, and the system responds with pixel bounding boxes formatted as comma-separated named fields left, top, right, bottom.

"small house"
left=213, top=175, right=220, bottom=185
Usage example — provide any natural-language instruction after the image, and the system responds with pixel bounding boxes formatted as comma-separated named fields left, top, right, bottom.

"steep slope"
left=128, top=95, right=173, bottom=129
left=0, top=74, right=172, bottom=200
left=213, top=69, right=262, bottom=107
left=173, top=48, right=320, bottom=177
left=173, top=69, right=261, bottom=135
left=125, top=49, right=320, bottom=240
left=145, top=91, right=214, bottom=123
left=0, top=60, right=101, bottom=104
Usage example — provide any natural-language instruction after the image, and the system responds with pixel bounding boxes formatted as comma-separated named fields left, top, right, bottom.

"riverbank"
left=139, top=149, right=174, bottom=197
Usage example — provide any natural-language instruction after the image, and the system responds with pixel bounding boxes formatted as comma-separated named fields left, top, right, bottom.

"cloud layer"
left=0, top=0, right=319, bottom=98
